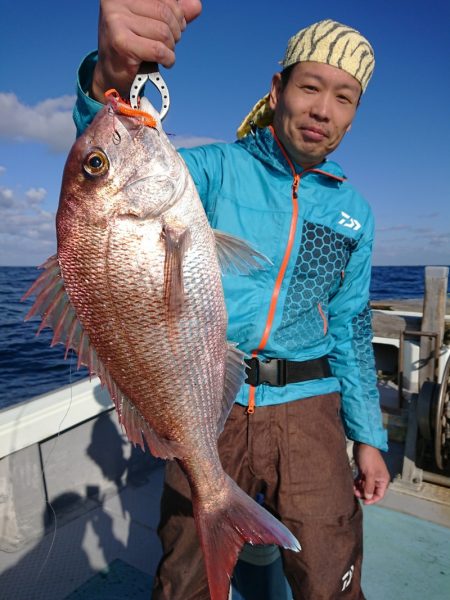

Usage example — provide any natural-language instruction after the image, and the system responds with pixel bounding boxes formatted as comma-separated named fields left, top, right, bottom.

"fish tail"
left=194, top=474, right=300, bottom=600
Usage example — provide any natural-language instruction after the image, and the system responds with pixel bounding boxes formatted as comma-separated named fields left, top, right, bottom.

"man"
left=74, top=2, right=390, bottom=598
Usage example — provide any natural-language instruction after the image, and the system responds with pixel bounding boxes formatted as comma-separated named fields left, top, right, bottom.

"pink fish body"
left=24, top=96, right=300, bottom=599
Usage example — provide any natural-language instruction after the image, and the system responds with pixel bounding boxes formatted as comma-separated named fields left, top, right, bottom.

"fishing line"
left=36, top=350, right=75, bottom=580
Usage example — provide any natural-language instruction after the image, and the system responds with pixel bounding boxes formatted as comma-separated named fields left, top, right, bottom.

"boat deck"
left=1, top=457, right=449, bottom=600
left=1, top=292, right=450, bottom=598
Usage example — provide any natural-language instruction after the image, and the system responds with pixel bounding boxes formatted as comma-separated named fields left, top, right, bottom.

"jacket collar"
left=236, top=126, right=346, bottom=181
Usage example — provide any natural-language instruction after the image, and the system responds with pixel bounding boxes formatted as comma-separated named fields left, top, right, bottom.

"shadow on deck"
left=0, top=455, right=449, bottom=600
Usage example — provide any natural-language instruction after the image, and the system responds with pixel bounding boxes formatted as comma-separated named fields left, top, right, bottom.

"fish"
left=23, top=93, right=300, bottom=600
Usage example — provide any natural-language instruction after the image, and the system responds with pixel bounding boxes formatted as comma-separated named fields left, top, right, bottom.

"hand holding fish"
left=92, top=0, right=202, bottom=101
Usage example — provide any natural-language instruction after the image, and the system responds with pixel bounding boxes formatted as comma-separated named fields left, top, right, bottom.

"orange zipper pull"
left=293, top=173, right=300, bottom=198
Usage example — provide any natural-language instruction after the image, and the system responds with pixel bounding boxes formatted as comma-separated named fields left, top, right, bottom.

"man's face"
left=269, top=61, right=361, bottom=168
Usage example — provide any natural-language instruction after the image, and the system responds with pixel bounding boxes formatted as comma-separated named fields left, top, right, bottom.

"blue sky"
left=1, top=0, right=449, bottom=266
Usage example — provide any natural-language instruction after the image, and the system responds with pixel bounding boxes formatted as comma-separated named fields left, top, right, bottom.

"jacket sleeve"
left=178, top=144, right=226, bottom=215
left=73, top=51, right=105, bottom=137
left=327, top=214, right=388, bottom=451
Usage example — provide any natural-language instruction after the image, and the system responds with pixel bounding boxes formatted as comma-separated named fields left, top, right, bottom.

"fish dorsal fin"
left=213, top=230, right=272, bottom=275
left=22, top=255, right=185, bottom=460
left=216, top=343, right=247, bottom=436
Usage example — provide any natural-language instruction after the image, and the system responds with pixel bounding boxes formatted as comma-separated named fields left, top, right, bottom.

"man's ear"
left=269, top=73, right=283, bottom=111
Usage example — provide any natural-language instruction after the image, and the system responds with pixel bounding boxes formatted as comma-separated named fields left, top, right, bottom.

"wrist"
left=353, top=441, right=379, bottom=450
left=91, top=61, right=135, bottom=104
left=353, top=442, right=380, bottom=457
left=91, top=64, right=109, bottom=104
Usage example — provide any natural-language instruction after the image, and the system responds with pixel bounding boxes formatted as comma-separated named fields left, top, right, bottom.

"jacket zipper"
left=246, top=128, right=345, bottom=413
left=247, top=127, right=300, bottom=414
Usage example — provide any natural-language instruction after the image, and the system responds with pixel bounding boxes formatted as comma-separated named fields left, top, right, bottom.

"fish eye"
left=83, top=150, right=109, bottom=177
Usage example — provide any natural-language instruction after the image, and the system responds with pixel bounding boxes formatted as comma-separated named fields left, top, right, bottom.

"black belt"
left=244, top=356, right=331, bottom=387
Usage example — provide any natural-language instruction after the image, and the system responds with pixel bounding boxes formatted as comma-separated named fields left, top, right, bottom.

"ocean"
left=1, top=265, right=449, bottom=410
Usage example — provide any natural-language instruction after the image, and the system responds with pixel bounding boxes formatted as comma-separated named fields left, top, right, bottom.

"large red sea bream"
left=23, top=93, right=300, bottom=600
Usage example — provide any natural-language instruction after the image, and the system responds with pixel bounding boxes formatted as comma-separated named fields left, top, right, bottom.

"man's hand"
left=92, top=0, right=202, bottom=102
left=352, top=442, right=390, bottom=505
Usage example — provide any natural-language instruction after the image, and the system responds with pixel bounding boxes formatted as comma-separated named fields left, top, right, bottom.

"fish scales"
left=23, top=95, right=300, bottom=600
left=59, top=166, right=224, bottom=440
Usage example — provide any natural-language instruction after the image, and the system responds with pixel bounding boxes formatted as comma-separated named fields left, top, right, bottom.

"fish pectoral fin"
left=217, top=343, right=247, bottom=436
left=161, top=221, right=191, bottom=315
left=213, top=230, right=272, bottom=275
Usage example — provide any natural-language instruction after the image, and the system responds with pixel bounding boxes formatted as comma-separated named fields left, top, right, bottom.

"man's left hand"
left=352, top=443, right=390, bottom=505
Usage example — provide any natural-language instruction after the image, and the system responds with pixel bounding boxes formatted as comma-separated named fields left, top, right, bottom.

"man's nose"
left=310, top=93, right=331, bottom=121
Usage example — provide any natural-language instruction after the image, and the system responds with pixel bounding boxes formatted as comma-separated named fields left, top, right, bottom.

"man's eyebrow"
left=299, top=72, right=360, bottom=94
left=335, top=82, right=361, bottom=93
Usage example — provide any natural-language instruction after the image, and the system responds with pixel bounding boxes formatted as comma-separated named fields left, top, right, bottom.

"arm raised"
left=92, top=0, right=202, bottom=101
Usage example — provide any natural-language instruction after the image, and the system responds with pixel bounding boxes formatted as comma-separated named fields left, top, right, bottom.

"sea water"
left=0, top=266, right=448, bottom=409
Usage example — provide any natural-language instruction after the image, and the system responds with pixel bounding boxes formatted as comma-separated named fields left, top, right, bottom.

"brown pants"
left=152, top=393, right=365, bottom=600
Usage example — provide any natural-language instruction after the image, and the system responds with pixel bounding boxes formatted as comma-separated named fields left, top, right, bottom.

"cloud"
left=0, top=93, right=223, bottom=154
left=0, top=187, right=14, bottom=207
left=373, top=226, right=450, bottom=266
left=0, top=187, right=13, bottom=200
left=0, top=183, right=56, bottom=265
left=0, top=210, right=54, bottom=239
left=171, top=135, right=223, bottom=148
left=0, top=93, right=76, bottom=153
left=428, top=232, right=450, bottom=246
left=25, top=187, right=47, bottom=204
left=0, top=166, right=5, bottom=175
left=377, top=224, right=444, bottom=237
left=377, top=224, right=412, bottom=233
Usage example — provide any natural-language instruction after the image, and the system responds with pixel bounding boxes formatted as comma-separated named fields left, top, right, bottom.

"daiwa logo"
left=338, top=211, right=361, bottom=231
left=341, top=564, right=354, bottom=591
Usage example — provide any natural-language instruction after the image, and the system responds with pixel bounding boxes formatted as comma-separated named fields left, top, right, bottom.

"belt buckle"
left=245, top=357, right=287, bottom=387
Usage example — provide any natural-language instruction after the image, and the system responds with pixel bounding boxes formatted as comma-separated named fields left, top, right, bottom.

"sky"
left=0, top=0, right=449, bottom=266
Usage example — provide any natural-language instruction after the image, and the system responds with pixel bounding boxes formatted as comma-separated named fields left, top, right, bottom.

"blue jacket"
left=74, top=52, right=388, bottom=451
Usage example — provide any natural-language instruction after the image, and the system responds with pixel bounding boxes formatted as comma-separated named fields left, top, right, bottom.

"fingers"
left=368, top=477, right=389, bottom=504
left=93, top=0, right=201, bottom=101
left=179, top=0, right=202, bottom=22
left=128, top=0, right=186, bottom=51
left=353, top=473, right=389, bottom=505
left=352, top=443, right=390, bottom=506
left=100, top=0, right=185, bottom=67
